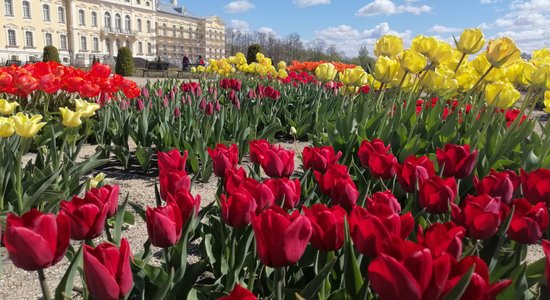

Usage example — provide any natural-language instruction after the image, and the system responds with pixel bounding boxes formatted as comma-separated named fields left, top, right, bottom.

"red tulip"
left=418, top=175, right=457, bottom=214
left=302, top=146, right=342, bottom=172
left=83, top=239, right=133, bottom=300
left=349, top=205, right=414, bottom=257
left=146, top=202, right=183, bottom=247
left=219, top=284, right=257, bottom=300
left=436, top=144, right=478, bottom=178
left=358, top=139, right=398, bottom=179
left=224, top=167, right=248, bottom=194
left=520, top=168, right=550, bottom=206
left=166, top=189, right=200, bottom=222
left=158, top=149, right=188, bottom=176
left=208, top=144, right=239, bottom=177
left=367, top=190, right=401, bottom=214
left=314, top=164, right=359, bottom=212
left=397, top=155, right=436, bottom=193
left=417, top=222, right=465, bottom=259
left=251, top=206, right=312, bottom=268
left=60, top=192, right=110, bottom=241
left=543, top=240, right=550, bottom=295
left=91, top=62, right=111, bottom=78
left=86, top=184, right=120, bottom=218
left=264, top=178, right=301, bottom=210
left=221, top=190, right=258, bottom=227
left=263, top=86, right=281, bottom=100
left=303, top=204, right=346, bottom=251
left=259, top=146, right=294, bottom=178
left=507, top=199, right=548, bottom=244
left=159, top=170, right=191, bottom=200
left=240, top=178, right=275, bottom=213
left=249, top=139, right=271, bottom=164
left=444, top=256, right=511, bottom=300
left=452, top=194, right=503, bottom=240
left=474, top=169, right=519, bottom=205
left=358, top=139, right=391, bottom=166
left=3, top=209, right=70, bottom=271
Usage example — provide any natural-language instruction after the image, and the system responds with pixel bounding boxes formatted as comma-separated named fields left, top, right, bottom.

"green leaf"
left=300, top=257, right=337, bottom=299
left=444, top=265, right=475, bottom=300
left=54, top=245, right=83, bottom=300
left=113, top=193, right=130, bottom=245
left=343, top=220, right=364, bottom=298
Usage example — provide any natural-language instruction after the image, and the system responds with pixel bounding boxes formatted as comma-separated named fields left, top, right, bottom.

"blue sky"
left=175, top=0, right=550, bottom=57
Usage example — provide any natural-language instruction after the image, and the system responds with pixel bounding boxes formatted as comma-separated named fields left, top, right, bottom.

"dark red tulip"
left=219, top=284, right=257, bottom=300
left=86, top=184, right=120, bottom=218
left=221, top=190, right=258, bottom=227
left=158, top=149, right=188, bottom=176
left=259, top=146, right=294, bottom=178
left=417, top=222, right=465, bottom=259
left=507, top=198, right=548, bottom=244
left=251, top=206, right=312, bottom=268
left=166, top=190, right=200, bottom=222
left=349, top=205, right=414, bottom=257
left=146, top=202, right=183, bottom=247
left=302, top=146, right=342, bottom=172
left=419, top=176, right=457, bottom=214
left=303, top=204, right=346, bottom=251
left=358, top=139, right=391, bottom=167
left=358, top=139, right=398, bottom=179
left=60, top=193, right=110, bottom=241
left=397, top=155, right=436, bottom=193
left=264, top=178, right=301, bottom=210
left=205, top=102, right=214, bottom=115
left=314, top=164, right=359, bottom=212
left=543, top=240, right=550, bottom=295
left=452, top=194, right=502, bottom=240
left=367, top=190, right=401, bottom=214
left=224, top=167, right=248, bottom=195
left=240, top=178, right=275, bottom=214
left=208, top=144, right=239, bottom=177
left=83, top=239, right=133, bottom=300
left=436, top=144, right=478, bottom=178
left=520, top=168, right=550, bottom=206
left=249, top=139, right=271, bottom=165
left=474, top=169, right=519, bottom=205
left=159, top=170, right=191, bottom=201
left=3, top=209, right=70, bottom=271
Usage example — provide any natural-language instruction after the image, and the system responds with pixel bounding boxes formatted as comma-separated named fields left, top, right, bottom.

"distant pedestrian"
left=182, top=55, right=190, bottom=70
left=196, top=55, right=205, bottom=66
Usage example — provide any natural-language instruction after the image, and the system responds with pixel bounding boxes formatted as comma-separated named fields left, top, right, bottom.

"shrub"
left=115, top=47, right=134, bottom=76
left=246, top=44, right=262, bottom=64
left=42, top=46, right=60, bottom=63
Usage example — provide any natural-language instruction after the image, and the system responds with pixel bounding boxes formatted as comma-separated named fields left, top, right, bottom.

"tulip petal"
left=368, top=254, right=422, bottom=300
left=84, top=246, right=122, bottom=300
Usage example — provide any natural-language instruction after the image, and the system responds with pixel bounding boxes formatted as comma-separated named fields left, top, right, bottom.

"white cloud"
left=229, top=19, right=251, bottom=34
left=224, top=1, right=254, bottom=13
left=293, top=0, right=331, bottom=7
left=481, top=0, right=500, bottom=3
left=356, top=0, right=432, bottom=16
left=428, top=25, right=461, bottom=33
left=257, top=27, right=277, bottom=36
left=315, top=22, right=412, bottom=56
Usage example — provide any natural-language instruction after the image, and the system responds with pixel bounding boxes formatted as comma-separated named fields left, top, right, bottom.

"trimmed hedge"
left=115, top=47, right=134, bottom=76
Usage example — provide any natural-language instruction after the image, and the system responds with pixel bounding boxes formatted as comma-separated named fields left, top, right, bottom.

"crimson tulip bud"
left=208, top=144, right=239, bottom=177
left=507, top=198, right=549, bottom=244
left=157, top=149, right=188, bottom=176
left=3, top=209, right=70, bottom=271
left=436, top=144, right=478, bottom=178
left=221, top=190, right=257, bottom=227
left=241, top=178, right=275, bottom=213
left=417, top=222, right=465, bottom=259
left=520, top=168, right=550, bottom=206
left=419, top=175, right=457, bottom=214
left=397, top=155, right=436, bottom=193
left=265, top=178, right=301, bottom=210
left=224, top=166, right=248, bottom=194
left=205, top=102, right=214, bottom=115
left=220, top=284, right=257, bottom=300
left=251, top=206, right=312, bottom=268
left=166, top=190, right=200, bottom=222
left=159, top=170, right=191, bottom=200
left=303, top=204, right=346, bottom=251
left=259, top=146, right=294, bottom=178
left=452, top=194, right=503, bottom=240
left=314, top=164, right=358, bottom=212
left=146, top=202, right=183, bottom=247
left=83, top=239, right=133, bottom=300
left=367, top=190, right=401, bottom=214
left=358, top=139, right=399, bottom=179
left=474, top=169, right=519, bottom=205
left=302, top=146, right=342, bottom=173
left=60, top=192, right=111, bottom=241
left=86, top=184, right=120, bottom=218
left=249, top=139, right=271, bottom=164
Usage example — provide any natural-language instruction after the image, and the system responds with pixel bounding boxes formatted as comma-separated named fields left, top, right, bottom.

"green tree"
left=115, top=47, right=134, bottom=76
left=42, top=46, right=60, bottom=63
left=246, top=44, right=262, bottom=64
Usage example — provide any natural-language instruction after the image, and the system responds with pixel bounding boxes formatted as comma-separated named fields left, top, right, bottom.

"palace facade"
left=0, top=0, right=225, bottom=66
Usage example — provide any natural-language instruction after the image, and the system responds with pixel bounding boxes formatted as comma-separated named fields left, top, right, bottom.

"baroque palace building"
left=0, top=0, right=225, bottom=66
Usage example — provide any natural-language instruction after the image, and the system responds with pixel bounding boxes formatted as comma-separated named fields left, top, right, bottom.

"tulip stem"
left=273, top=267, right=285, bottom=300
left=37, top=269, right=52, bottom=300
left=470, top=65, right=494, bottom=92
left=453, top=53, right=467, bottom=74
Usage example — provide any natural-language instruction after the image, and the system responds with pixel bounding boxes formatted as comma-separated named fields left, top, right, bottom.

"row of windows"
left=6, top=29, right=67, bottom=50
left=5, top=0, right=66, bottom=23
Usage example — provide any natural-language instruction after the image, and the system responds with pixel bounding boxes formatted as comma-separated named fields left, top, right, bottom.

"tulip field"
left=3, top=30, right=550, bottom=300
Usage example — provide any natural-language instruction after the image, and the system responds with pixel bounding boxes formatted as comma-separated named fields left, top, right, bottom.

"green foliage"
left=42, top=46, right=60, bottom=63
left=246, top=44, right=262, bottom=64
left=115, top=47, right=134, bottom=76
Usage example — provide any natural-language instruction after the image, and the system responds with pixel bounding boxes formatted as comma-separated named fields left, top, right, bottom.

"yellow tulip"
left=256, top=53, right=265, bottom=63
left=531, top=64, right=550, bottom=89
left=398, top=49, right=427, bottom=74
left=506, top=61, right=535, bottom=86
left=277, top=69, right=288, bottom=79
left=471, top=54, right=507, bottom=82
left=0, top=117, right=14, bottom=138
left=191, top=67, right=197, bottom=73
left=485, top=82, right=521, bottom=108
left=12, top=113, right=47, bottom=138
left=367, top=74, right=382, bottom=90
left=533, top=48, right=550, bottom=61
left=429, top=41, right=454, bottom=66
left=74, top=99, right=100, bottom=118
left=544, top=91, right=550, bottom=113
left=486, top=37, right=521, bottom=68
left=455, top=69, right=479, bottom=91
left=315, top=63, right=338, bottom=82
left=197, top=66, right=205, bottom=72
left=456, top=28, right=485, bottom=54
left=277, top=61, right=287, bottom=70
left=374, top=35, right=403, bottom=57
left=373, top=56, right=400, bottom=84
left=339, top=66, right=368, bottom=86
left=59, top=107, right=83, bottom=128
left=412, top=35, right=439, bottom=58
left=90, top=172, right=106, bottom=188
left=391, top=68, right=415, bottom=89
left=0, top=99, right=19, bottom=115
